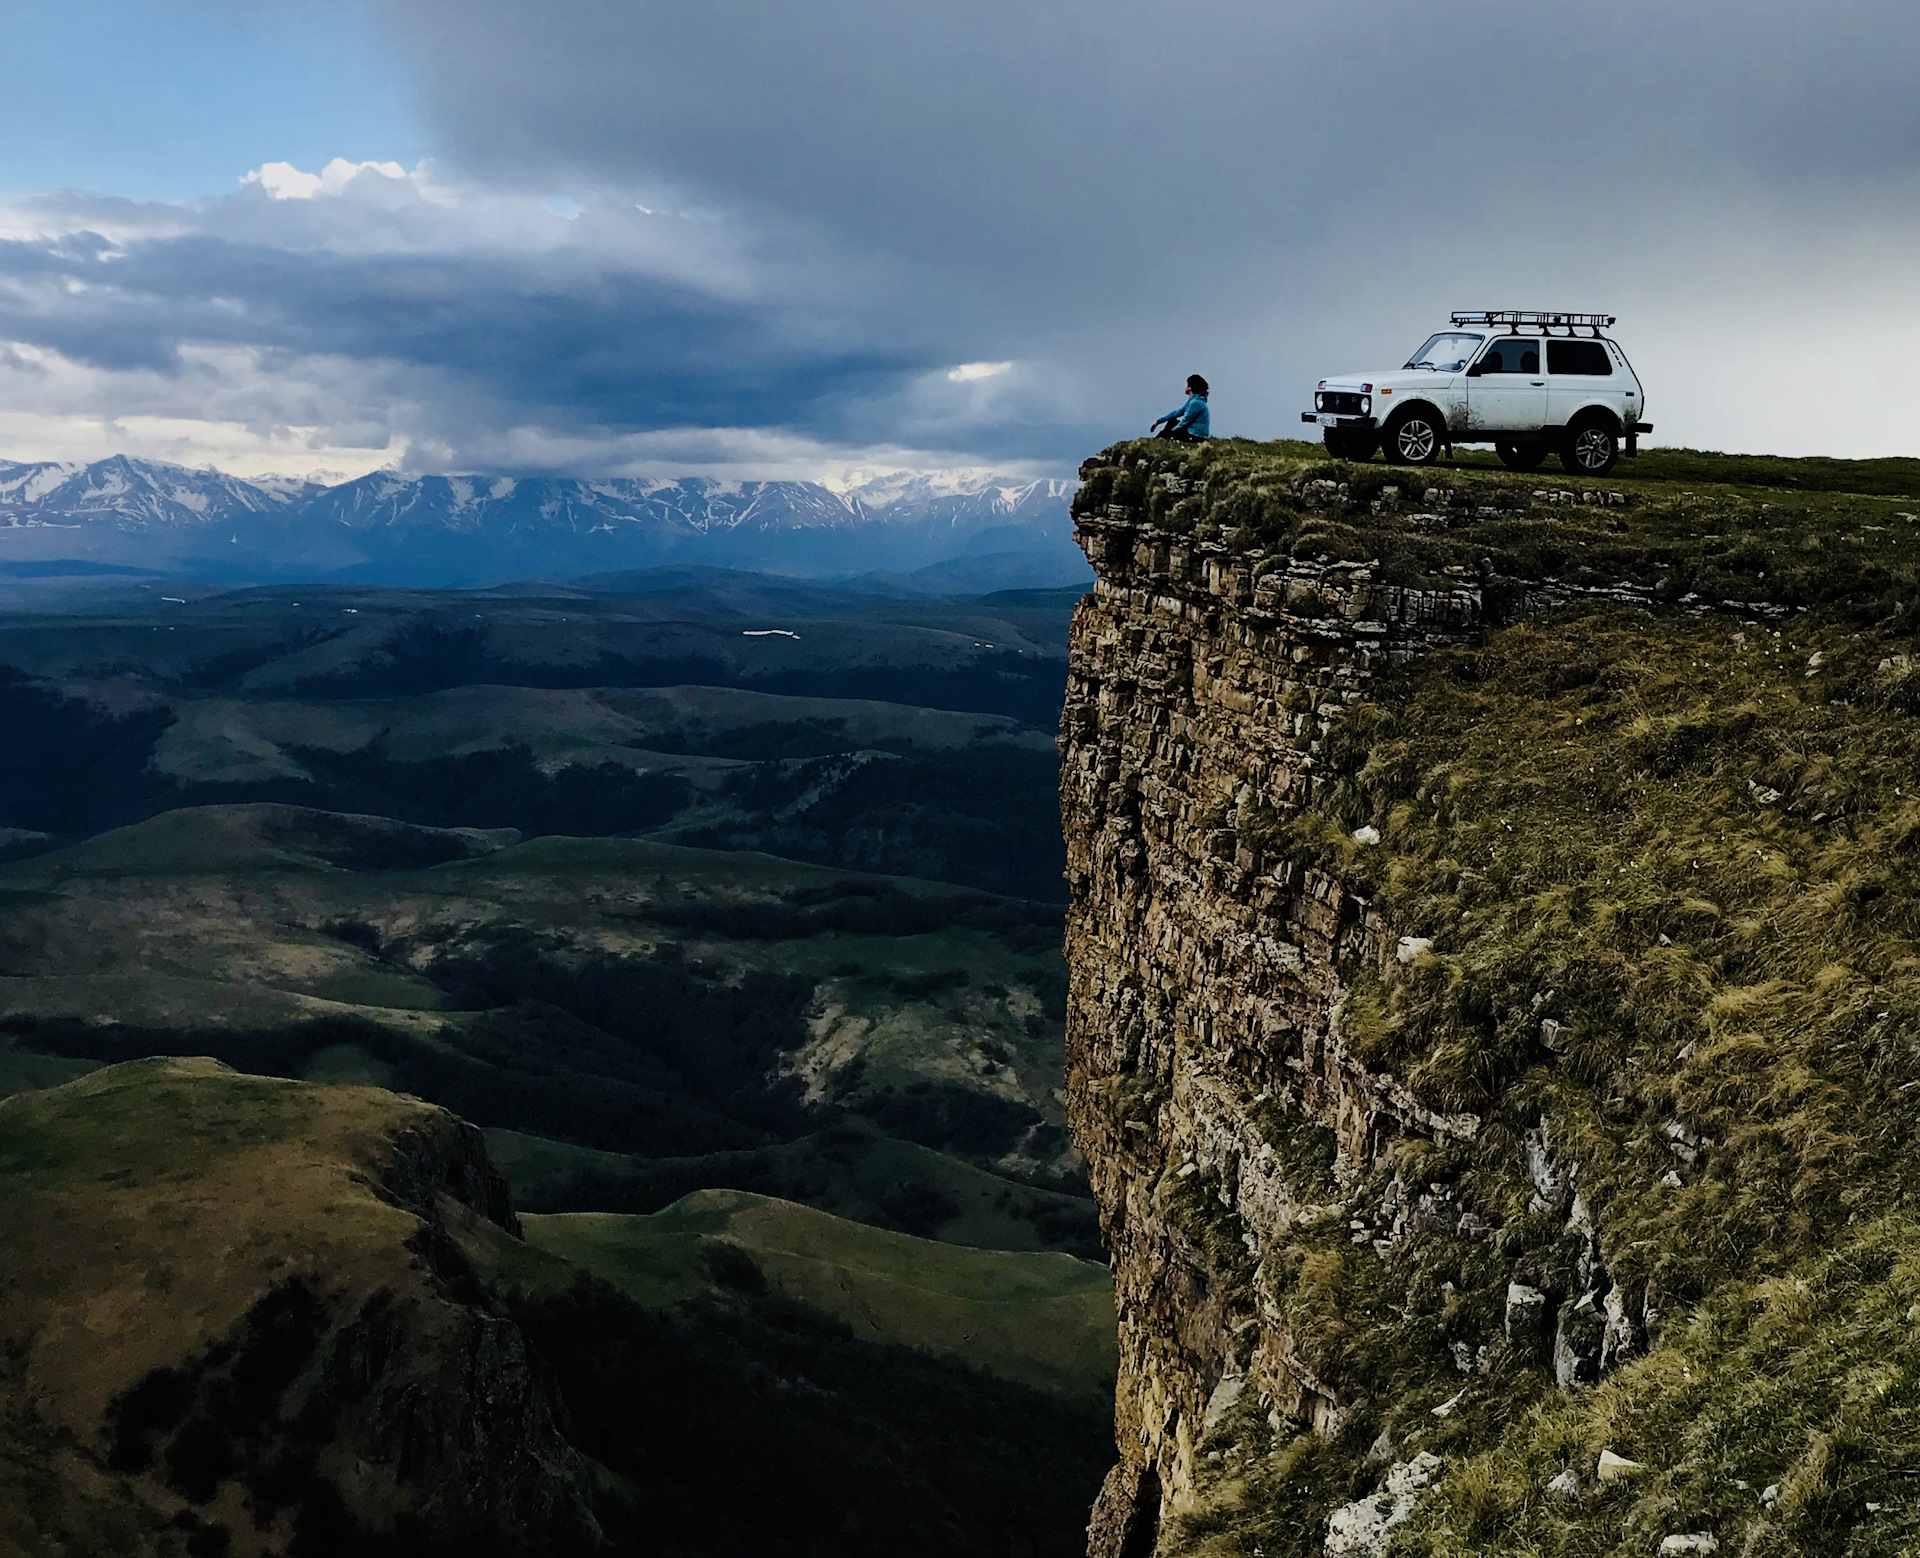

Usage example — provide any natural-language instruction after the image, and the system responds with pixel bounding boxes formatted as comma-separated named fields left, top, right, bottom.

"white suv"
left=1302, top=311, right=1651, bottom=475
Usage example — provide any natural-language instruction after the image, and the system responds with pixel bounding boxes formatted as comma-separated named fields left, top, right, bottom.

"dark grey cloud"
left=387, top=0, right=1920, bottom=282
left=373, top=0, right=1920, bottom=459
left=2, top=1, right=1918, bottom=473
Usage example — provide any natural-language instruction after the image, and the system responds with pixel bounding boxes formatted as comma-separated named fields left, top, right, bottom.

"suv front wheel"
left=1562, top=418, right=1619, bottom=476
left=1383, top=407, right=1445, bottom=466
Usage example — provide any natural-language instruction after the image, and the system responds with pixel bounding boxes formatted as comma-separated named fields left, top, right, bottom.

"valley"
left=0, top=563, right=1112, bottom=1555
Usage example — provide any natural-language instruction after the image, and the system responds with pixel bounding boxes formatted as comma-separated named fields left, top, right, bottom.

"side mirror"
left=1465, top=361, right=1487, bottom=378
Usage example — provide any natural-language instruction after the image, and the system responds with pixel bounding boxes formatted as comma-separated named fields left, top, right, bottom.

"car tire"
left=1561, top=418, right=1619, bottom=476
left=1324, top=429, right=1376, bottom=462
left=1383, top=407, right=1445, bottom=466
left=1495, top=439, right=1547, bottom=472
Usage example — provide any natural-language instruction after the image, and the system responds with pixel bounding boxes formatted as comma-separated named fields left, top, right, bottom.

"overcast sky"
left=0, top=0, right=1915, bottom=480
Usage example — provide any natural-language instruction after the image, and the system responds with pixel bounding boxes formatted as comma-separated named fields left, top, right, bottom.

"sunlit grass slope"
left=0, top=1057, right=578, bottom=1558
left=0, top=1059, right=1113, bottom=1557
left=521, top=1189, right=1116, bottom=1401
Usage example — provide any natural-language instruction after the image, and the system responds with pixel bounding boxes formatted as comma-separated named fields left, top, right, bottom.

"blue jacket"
left=1161, top=394, right=1210, bottom=437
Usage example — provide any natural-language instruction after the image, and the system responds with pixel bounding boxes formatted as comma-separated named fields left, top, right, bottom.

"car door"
left=1545, top=336, right=1617, bottom=429
left=1465, top=337, right=1548, bottom=433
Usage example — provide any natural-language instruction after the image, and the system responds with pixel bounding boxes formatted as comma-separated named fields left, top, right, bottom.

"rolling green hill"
left=0, top=1059, right=1111, bottom=1557
left=0, top=803, right=1094, bottom=1253
left=518, top=1188, right=1116, bottom=1400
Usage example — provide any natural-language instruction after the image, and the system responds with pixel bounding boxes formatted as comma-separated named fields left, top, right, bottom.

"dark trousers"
left=1154, top=426, right=1202, bottom=443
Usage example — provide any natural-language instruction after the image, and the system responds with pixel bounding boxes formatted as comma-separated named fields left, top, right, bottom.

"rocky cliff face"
left=1060, top=441, right=1920, bottom=1557
left=1063, top=503, right=1488, bottom=1554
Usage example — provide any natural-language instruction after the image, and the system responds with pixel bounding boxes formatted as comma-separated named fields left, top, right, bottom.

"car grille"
left=1316, top=391, right=1368, bottom=415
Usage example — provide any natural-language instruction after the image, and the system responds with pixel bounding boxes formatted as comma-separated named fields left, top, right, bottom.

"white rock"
left=1396, top=935, right=1433, bottom=963
left=1325, top=1452, right=1442, bottom=1558
left=1760, top=1484, right=1779, bottom=1507
left=1546, top=1468, right=1580, bottom=1501
left=1352, top=825, right=1381, bottom=845
left=1201, top=1374, right=1243, bottom=1432
left=1596, top=1450, right=1645, bottom=1483
left=1658, top=1537, right=1718, bottom=1554
left=1504, top=1282, right=1547, bottom=1339
left=1431, top=1389, right=1464, bottom=1418
left=1600, top=1286, right=1638, bottom=1372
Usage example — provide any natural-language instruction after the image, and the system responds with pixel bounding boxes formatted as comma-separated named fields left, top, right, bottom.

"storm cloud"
left=1, top=0, right=1917, bottom=475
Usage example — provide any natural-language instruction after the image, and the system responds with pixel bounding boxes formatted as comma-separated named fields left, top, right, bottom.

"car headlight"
left=1360, top=395, right=1371, bottom=415
left=1314, top=393, right=1325, bottom=411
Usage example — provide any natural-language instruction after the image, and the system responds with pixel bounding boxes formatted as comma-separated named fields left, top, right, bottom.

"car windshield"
left=1405, top=332, right=1483, bottom=371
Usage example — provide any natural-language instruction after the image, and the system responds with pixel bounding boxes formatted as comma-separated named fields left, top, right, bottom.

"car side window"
left=1478, top=338, right=1539, bottom=375
left=1548, top=340, right=1614, bottom=376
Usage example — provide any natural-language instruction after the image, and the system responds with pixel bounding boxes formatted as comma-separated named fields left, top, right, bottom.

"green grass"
left=1080, top=437, right=1920, bottom=618
left=520, top=1188, right=1116, bottom=1401
left=0, top=1058, right=1113, bottom=1557
left=1224, top=437, right=1920, bottom=498
left=0, top=1039, right=96, bottom=1099
left=485, top=1118, right=1101, bottom=1254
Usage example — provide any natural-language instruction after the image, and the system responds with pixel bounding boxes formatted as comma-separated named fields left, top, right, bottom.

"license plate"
left=1317, top=414, right=1342, bottom=426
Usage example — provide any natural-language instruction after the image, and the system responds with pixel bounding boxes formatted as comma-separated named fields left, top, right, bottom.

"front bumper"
left=1302, top=412, right=1378, bottom=429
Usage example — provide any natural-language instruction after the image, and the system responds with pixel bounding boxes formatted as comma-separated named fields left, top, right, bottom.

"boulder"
left=1505, top=1282, right=1548, bottom=1346
left=1325, top=1452, right=1443, bottom=1558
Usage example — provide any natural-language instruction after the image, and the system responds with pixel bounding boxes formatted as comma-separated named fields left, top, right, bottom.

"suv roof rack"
left=1451, top=309, right=1615, bottom=333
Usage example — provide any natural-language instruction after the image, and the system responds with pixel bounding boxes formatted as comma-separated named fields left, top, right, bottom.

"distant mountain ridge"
left=0, top=453, right=319, bottom=530
left=0, top=456, right=1082, bottom=586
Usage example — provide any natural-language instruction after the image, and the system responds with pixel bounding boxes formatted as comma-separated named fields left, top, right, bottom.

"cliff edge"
left=1061, top=440, right=1920, bottom=1557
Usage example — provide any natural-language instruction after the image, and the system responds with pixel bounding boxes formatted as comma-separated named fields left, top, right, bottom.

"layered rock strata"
left=1061, top=516, right=1494, bottom=1554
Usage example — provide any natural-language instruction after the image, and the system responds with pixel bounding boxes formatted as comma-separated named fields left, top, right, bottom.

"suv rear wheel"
left=1383, top=407, right=1445, bottom=466
left=1495, top=439, right=1547, bottom=472
left=1562, top=418, right=1619, bottom=476
left=1323, top=429, right=1377, bottom=462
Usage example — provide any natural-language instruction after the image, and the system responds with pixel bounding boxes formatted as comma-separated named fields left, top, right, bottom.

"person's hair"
left=1186, top=374, right=1209, bottom=396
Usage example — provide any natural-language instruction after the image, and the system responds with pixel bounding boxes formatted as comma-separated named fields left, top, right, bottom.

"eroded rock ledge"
left=1065, top=504, right=1496, bottom=1554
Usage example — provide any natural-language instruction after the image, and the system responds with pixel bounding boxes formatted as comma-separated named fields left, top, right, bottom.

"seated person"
left=1151, top=375, right=1210, bottom=441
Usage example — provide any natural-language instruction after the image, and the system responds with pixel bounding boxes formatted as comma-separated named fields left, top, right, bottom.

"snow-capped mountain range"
left=0, top=457, right=1081, bottom=586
